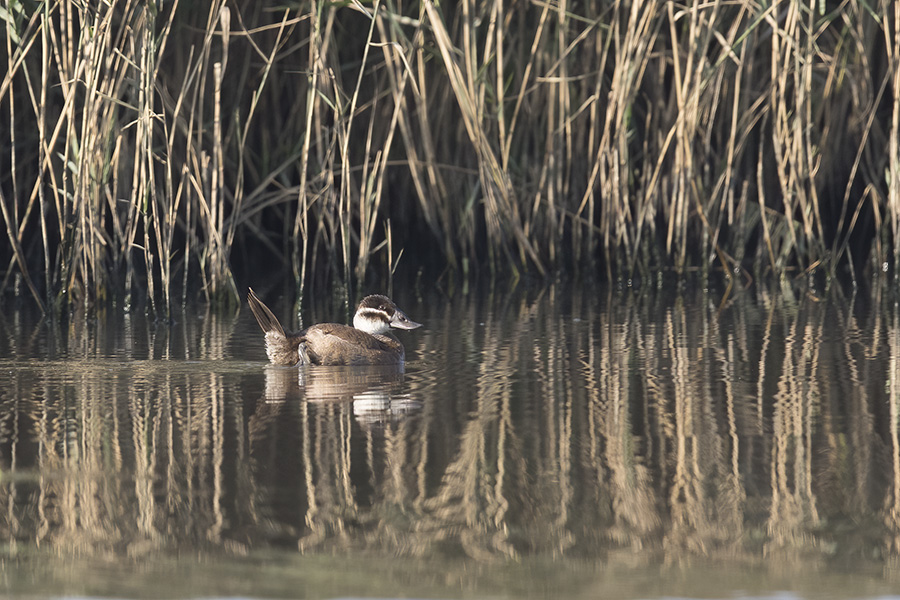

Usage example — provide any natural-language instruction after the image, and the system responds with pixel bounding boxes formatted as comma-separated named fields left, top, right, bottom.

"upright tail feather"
left=247, top=288, right=302, bottom=366
left=247, top=288, right=286, bottom=337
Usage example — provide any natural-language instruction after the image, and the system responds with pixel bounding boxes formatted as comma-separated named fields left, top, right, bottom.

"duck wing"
left=303, top=323, right=402, bottom=365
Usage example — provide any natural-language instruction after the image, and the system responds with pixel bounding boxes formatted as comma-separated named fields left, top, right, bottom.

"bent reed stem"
left=0, top=0, right=898, bottom=308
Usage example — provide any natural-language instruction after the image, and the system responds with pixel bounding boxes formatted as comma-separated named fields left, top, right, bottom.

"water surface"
left=1, top=281, right=899, bottom=599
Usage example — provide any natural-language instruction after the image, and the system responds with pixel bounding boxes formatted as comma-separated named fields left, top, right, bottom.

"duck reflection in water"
left=259, top=363, right=421, bottom=426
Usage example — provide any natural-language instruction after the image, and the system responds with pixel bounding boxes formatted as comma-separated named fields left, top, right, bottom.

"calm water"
left=2, top=280, right=900, bottom=599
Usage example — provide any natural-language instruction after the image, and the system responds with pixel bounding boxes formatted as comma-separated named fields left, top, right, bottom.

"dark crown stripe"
left=357, top=308, right=390, bottom=320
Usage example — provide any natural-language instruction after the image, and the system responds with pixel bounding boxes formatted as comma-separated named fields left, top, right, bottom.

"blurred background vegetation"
left=1, top=0, right=897, bottom=314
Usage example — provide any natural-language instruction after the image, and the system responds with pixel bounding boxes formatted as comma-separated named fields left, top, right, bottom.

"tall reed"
left=1, top=1, right=898, bottom=309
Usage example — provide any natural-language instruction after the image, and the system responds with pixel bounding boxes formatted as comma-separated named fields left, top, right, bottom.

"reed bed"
left=1, top=1, right=897, bottom=311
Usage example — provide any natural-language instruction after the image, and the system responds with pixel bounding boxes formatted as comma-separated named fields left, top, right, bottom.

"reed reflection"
left=0, top=285, right=899, bottom=575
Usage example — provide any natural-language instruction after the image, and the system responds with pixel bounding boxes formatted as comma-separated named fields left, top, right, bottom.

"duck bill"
left=391, top=311, right=422, bottom=330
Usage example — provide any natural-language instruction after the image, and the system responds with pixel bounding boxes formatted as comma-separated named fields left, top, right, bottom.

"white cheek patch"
left=354, top=309, right=390, bottom=334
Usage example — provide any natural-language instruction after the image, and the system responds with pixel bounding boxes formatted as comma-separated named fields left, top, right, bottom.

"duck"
left=247, top=288, right=421, bottom=366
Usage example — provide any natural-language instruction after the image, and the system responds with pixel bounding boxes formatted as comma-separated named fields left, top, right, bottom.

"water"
left=1, top=280, right=900, bottom=599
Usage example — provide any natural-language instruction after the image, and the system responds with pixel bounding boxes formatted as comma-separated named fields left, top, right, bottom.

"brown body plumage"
left=247, top=288, right=421, bottom=366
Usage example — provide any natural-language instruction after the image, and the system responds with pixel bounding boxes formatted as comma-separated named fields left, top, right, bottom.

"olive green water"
left=1, top=280, right=900, bottom=599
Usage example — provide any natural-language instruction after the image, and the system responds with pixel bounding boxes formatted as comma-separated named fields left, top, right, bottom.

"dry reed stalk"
left=890, top=0, right=900, bottom=268
left=333, top=3, right=377, bottom=290
left=350, top=2, right=400, bottom=285
left=823, top=0, right=889, bottom=274
left=354, top=11, right=426, bottom=286
left=292, top=2, right=335, bottom=296
left=383, top=5, right=459, bottom=269
left=611, top=1, right=658, bottom=271
left=423, top=0, right=543, bottom=277
left=2, top=1, right=900, bottom=308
